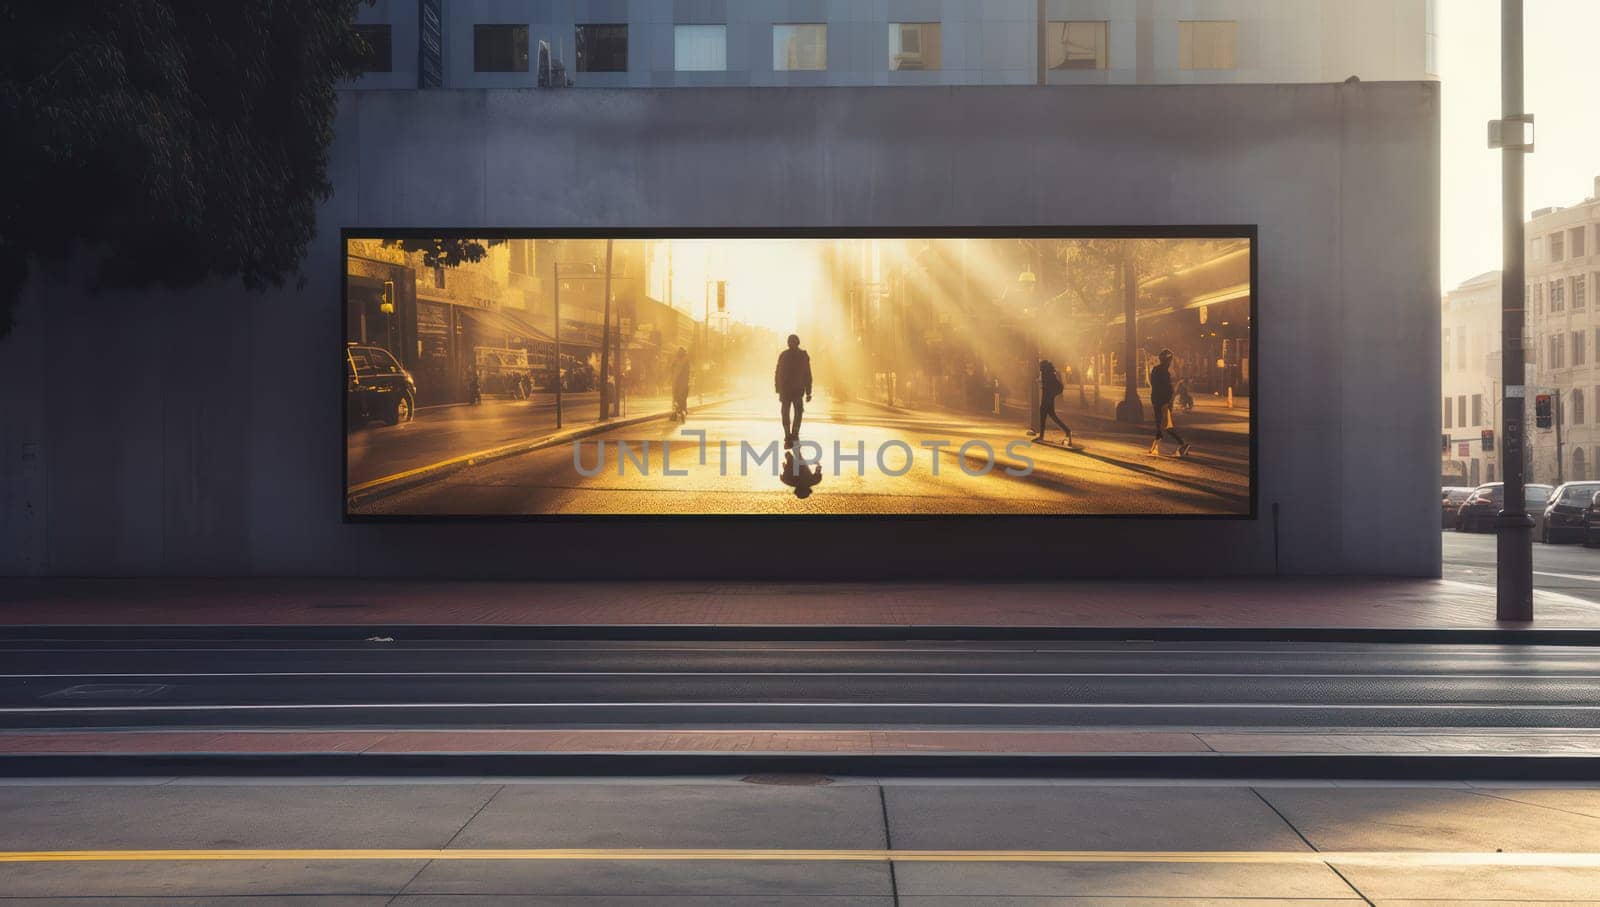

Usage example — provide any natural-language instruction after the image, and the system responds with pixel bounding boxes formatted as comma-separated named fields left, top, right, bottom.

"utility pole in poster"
left=1490, top=0, right=1535, bottom=621
left=551, top=261, right=563, bottom=430
left=598, top=239, right=615, bottom=421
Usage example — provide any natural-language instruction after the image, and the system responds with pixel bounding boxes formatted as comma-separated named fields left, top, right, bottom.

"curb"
left=1, top=624, right=1597, bottom=645
left=346, top=398, right=737, bottom=508
left=2, top=752, right=1598, bottom=780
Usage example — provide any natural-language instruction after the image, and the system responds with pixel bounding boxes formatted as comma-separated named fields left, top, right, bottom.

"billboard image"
left=345, top=230, right=1253, bottom=518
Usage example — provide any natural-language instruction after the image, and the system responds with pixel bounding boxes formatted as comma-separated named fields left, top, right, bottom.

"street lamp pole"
left=1492, top=0, right=1534, bottom=621
left=552, top=261, right=562, bottom=430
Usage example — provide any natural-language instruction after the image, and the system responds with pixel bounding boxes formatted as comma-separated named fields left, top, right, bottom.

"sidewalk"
left=1, top=577, right=1596, bottom=631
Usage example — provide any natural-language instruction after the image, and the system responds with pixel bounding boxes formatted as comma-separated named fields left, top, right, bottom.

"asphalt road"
left=1444, top=527, right=1600, bottom=602
left=5, top=637, right=1598, bottom=731
left=357, top=395, right=1250, bottom=515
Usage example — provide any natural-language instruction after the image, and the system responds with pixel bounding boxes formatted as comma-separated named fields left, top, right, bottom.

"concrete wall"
left=0, top=82, right=1440, bottom=578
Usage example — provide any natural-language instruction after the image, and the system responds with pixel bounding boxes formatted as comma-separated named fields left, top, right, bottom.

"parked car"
left=346, top=344, right=416, bottom=429
left=1455, top=482, right=1554, bottom=533
left=1538, top=481, right=1600, bottom=543
left=1441, top=486, right=1474, bottom=529
left=1582, top=492, right=1600, bottom=548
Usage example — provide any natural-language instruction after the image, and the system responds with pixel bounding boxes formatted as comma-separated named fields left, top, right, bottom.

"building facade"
left=348, top=0, right=1435, bottom=91
left=1440, top=270, right=1501, bottom=488
left=1528, top=176, right=1600, bottom=485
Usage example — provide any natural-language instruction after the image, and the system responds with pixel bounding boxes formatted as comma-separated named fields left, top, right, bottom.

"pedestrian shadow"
left=781, top=450, right=823, bottom=499
left=1066, top=446, right=1247, bottom=504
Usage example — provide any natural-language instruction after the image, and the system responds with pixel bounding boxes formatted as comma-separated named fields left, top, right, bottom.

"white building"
left=346, top=0, right=1435, bottom=91
left=1441, top=270, right=1501, bottom=487
left=1528, top=176, right=1600, bottom=484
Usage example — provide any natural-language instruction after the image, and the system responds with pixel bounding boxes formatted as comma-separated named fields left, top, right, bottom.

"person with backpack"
left=1029, top=359, right=1072, bottom=446
left=1148, top=348, right=1191, bottom=457
left=774, top=334, right=813, bottom=448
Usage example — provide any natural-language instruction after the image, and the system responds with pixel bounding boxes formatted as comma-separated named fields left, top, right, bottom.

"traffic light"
left=716, top=280, right=726, bottom=313
left=380, top=280, right=395, bottom=315
left=1481, top=428, right=1494, bottom=452
left=1536, top=393, right=1553, bottom=429
left=1442, top=433, right=1450, bottom=454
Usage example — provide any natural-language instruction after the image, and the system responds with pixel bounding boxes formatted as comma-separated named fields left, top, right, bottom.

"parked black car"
left=1538, top=481, right=1600, bottom=543
left=346, top=344, right=416, bottom=429
left=1455, top=482, right=1554, bottom=533
left=1441, top=486, right=1474, bottom=529
left=1583, top=492, right=1600, bottom=548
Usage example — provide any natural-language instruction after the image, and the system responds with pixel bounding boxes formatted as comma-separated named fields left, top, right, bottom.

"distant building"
left=346, top=0, right=1436, bottom=91
left=1527, top=176, right=1600, bottom=484
left=1440, top=270, right=1501, bottom=487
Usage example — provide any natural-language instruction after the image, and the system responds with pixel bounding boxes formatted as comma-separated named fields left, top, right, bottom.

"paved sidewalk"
left=2, top=577, right=1597, bottom=629
left=4, top=728, right=1599, bottom=758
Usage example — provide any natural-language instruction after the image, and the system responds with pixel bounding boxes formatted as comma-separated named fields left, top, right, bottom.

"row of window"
left=1443, top=393, right=1486, bottom=430
left=1533, top=224, right=1596, bottom=264
left=354, top=20, right=1240, bottom=75
left=1529, top=272, right=1595, bottom=316
left=1444, top=388, right=1600, bottom=430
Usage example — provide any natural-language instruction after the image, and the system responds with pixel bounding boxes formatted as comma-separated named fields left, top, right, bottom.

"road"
left=357, top=394, right=1250, bottom=515
left=347, top=391, right=669, bottom=488
left=1444, top=528, right=1600, bottom=603
left=5, top=636, right=1597, bottom=731
left=6, top=634, right=1600, bottom=901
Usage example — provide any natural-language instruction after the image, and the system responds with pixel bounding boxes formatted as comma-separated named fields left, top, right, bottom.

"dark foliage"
left=0, top=1, right=372, bottom=337
left=380, top=238, right=506, bottom=269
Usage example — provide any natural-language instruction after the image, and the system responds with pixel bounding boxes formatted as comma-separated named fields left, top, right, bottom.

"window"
left=1444, top=396, right=1453, bottom=429
left=1047, top=21, right=1109, bottom=70
left=1458, top=395, right=1467, bottom=428
left=1472, top=394, right=1483, bottom=426
left=1551, top=279, right=1566, bottom=312
left=1443, top=329, right=1451, bottom=370
left=774, top=24, right=826, bottom=71
left=1578, top=330, right=1590, bottom=366
left=1456, top=331, right=1466, bottom=370
left=1551, top=231, right=1566, bottom=262
left=1532, top=236, right=1544, bottom=262
left=432, top=266, right=445, bottom=289
left=889, top=23, right=941, bottom=71
left=1535, top=283, right=1544, bottom=315
left=1576, top=274, right=1588, bottom=310
left=576, top=24, right=627, bottom=72
left=474, top=24, right=529, bottom=72
left=1179, top=21, right=1237, bottom=70
left=1551, top=333, right=1565, bottom=369
left=674, top=25, right=726, bottom=71
left=1577, top=389, right=1588, bottom=426
left=353, top=24, right=393, bottom=73
left=1572, top=227, right=1587, bottom=259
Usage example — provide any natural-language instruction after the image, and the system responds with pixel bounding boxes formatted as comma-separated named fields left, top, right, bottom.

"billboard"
left=344, top=229, right=1254, bottom=518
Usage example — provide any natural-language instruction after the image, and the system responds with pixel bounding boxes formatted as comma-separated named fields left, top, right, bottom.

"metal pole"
left=1556, top=391, right=1564, bottom=485
left=599, top=239, right=614, bottom=421
left=553, top=261, right=562, bottom=430
left=1496, top=0, right=1533, bottom=621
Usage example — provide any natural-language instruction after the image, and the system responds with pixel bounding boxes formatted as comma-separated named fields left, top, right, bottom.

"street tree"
left=0, top=1, right=376, bottom=338
left=379, top=239, right=506, bottom=270
left=1051, top=239, right=1234, bottom=422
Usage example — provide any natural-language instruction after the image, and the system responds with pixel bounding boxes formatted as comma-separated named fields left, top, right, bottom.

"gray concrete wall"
left=0, top=82, right=1440, bottom=578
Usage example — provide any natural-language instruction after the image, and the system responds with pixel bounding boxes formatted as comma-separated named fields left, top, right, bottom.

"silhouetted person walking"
left=1148, top=348, right=1191, bottom=457
left=775, top=334, right=812, bottom=447
left=1029, top=359, right=1072, bottom=445
left=670, top=347, right=691, bottom=421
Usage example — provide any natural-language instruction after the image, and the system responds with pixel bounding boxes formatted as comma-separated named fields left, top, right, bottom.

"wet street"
left=356, top=394, right=1250, bottom=516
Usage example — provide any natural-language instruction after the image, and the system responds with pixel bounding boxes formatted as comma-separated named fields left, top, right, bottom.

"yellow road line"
left=2, top=849, right=1600, bottom=867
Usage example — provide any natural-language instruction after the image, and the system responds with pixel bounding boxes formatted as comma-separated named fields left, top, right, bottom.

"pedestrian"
left=1029, top=359, right=1072, bottom=445
left=468, top=366, right=481, bottom=406
left=670, top=347, right=691, bottom=422
left=774, top=333, right=813, bottom=448
left=1148, top=348, right=1191, bottom=457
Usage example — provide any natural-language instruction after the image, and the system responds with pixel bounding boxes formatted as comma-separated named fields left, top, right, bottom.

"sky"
left=1439, top=0, right=1600, bottom=290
